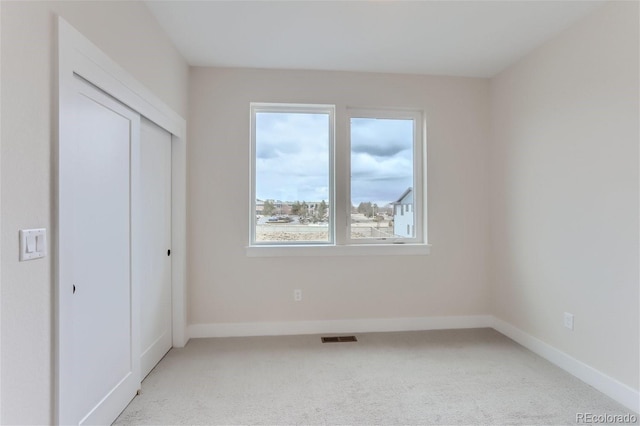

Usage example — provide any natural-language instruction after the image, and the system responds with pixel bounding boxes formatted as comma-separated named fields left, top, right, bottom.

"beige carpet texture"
left=115, top=328, right=637, bottom=425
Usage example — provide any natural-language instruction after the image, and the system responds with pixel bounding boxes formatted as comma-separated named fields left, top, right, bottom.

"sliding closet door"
left=139, top=117, right=173, bottom=378
left=59, top=76, right=141, bottom=425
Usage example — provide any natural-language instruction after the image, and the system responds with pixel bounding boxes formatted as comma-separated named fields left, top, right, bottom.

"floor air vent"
left=321, top=336, right=357, bottom=343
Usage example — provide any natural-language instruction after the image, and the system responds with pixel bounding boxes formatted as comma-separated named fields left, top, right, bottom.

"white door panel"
left=60, top=77, right=140, bottom=425
left=140, top=117, right=172, bottom=378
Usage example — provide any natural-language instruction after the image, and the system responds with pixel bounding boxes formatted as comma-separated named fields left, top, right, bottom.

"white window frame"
left=247, top=104, right=429, bottom=257
left=249, top=103, right=335, bottom=246
left=346, top=108, right=426, bottom=245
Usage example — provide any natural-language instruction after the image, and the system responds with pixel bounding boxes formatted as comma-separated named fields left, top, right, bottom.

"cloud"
left=254, top=112, right=415, bottom=205
left=350, top=117, right=413, bottom=158
left=351, top=152, right=412, bottom=179
left=349, top=117, right=414, bottom=204
left=256, top=145, right=279, bottom=159
left=351, top=143, right=408, bottom=157
left=352, top=178, right=411, bottom=205
left=256, top=111, right=330, bottom=201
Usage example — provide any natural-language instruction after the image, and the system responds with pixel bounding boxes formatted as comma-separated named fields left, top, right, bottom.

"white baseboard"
left=491, top=317, right=640, bottom=414
left=188, top=315, right=493, bottom=339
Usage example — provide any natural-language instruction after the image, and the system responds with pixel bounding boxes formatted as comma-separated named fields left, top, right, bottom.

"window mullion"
left=333, top=107, right=349, bottom=246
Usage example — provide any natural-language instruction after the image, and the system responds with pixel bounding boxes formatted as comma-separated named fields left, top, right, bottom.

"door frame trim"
left=56, top=17, right=187, bottom=424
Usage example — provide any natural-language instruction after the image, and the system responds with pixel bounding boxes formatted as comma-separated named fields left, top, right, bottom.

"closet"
left=59, top=76, right=173, bottom=425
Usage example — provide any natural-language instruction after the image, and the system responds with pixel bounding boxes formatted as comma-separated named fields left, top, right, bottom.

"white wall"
left=489, top=1, right=639, bottom=391
left=188, top=68, right=490, bottom=326
left=0, top=1, right=188, bottom=423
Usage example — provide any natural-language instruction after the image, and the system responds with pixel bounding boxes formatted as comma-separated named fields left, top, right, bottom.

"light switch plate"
left=19, top=228, right=47, bottom=261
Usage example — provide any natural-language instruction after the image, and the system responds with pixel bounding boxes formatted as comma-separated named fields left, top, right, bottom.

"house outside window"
left=393, top=187, right=414, bottom=238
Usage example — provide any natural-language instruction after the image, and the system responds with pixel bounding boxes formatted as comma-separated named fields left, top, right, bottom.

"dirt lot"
left=256, top=230, right=374, bottom=241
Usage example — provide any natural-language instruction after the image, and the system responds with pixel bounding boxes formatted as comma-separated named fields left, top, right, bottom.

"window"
left=251, top=104, right=334, bottom=244
left=347, top=108, right=423, bottom=245
left=250, top=103, right=426, bottom=254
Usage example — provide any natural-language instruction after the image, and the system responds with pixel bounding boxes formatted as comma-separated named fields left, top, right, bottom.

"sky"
left=350, top=117, right=413, bottom=205
left=255, top=112, right=413, bottom=206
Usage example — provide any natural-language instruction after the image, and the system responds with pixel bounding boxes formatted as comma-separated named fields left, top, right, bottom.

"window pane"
left=255, top=111, right=330, bottom=243
left=350, top=117, right=414, bottom=239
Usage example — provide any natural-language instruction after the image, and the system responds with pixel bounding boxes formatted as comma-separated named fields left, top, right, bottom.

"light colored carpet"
left=115, top=328, right=637, bottom=425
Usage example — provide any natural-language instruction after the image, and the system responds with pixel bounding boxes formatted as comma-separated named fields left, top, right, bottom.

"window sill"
left=245, top=243, right=431, bottom=257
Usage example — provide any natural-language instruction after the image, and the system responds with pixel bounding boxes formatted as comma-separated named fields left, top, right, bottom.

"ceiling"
left=145, top=1, right=605, bottom=78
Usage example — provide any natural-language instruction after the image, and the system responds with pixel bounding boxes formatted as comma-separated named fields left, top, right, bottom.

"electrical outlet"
left=564, top=312, right=574, bottom=330
left=294, top=289, right=302, bottom=302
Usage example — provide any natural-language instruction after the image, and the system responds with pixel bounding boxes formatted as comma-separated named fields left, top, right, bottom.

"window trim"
left=248, top=103, right=429, bottom=255
left=250, top=103, right=336, bottom=246
left=345, top=108, right=426, bottom=245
